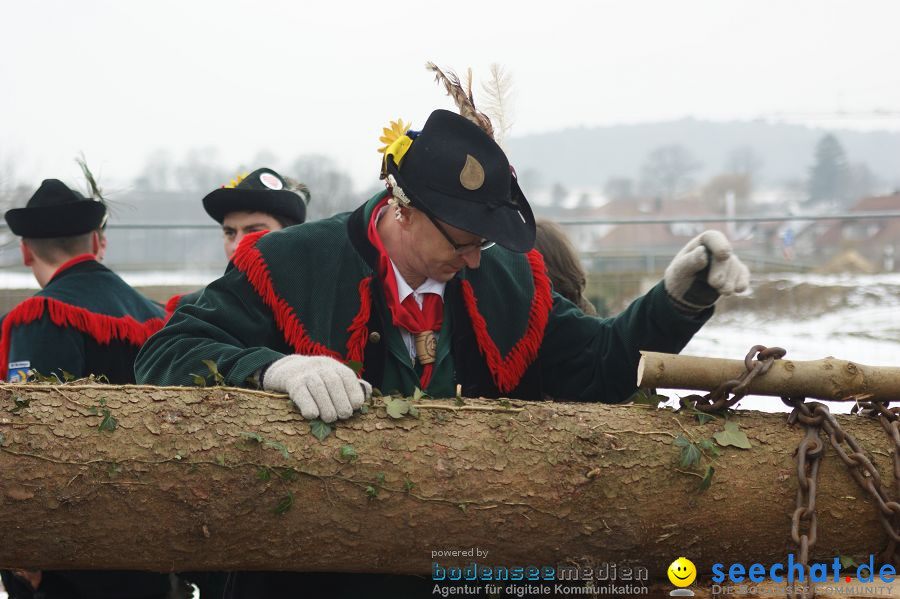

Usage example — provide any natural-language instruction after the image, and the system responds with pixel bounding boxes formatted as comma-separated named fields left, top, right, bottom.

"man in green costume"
left=1, top=179, right=178, bottom=598
left=136, top=107, right=748, bottom=416
left=136, top=109, right=748, bottom=597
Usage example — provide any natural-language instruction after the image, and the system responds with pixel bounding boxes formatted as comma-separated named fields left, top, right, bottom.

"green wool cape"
left=1, top=256, right=165, bottom=383
left=136, top=193, right=711, bottom=402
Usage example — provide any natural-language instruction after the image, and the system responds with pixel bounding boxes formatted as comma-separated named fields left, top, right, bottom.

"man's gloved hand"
left=262, top=355, right=371, bottom=423
left=664, top=230, right=750, bottom=311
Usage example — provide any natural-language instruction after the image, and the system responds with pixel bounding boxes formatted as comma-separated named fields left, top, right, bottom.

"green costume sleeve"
left=7, top=316, right=85, bottom=382
left=539, top=281, right=711, bottom=403
left=134, top=266, right=287, bottom=386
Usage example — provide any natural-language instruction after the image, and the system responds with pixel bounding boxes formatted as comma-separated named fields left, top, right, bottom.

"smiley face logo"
left=667, top=557, right=696, bottom=587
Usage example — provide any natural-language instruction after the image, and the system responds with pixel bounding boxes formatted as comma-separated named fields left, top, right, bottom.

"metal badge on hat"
left=459, top=154, right=485, bottom=190
left=259, top=172, right=284, bottom=190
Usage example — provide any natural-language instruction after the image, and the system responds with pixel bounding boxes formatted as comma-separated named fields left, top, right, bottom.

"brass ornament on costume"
left=414, top=331, right=437, bottom=365
left=459, top=154, right=485, bottom=190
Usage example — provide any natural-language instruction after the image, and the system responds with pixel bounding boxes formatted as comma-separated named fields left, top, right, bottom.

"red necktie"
left=367, top=197, right=444, bottom=388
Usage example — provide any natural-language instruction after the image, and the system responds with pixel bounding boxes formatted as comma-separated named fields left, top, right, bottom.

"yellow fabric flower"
left=224, top=173, right=248, bottom=189
left=377, top=119, right=411, bottom=155
left=384, top=135, right=413, bottom=169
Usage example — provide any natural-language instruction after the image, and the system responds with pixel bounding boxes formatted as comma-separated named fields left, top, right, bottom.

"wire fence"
left=0, top=212, right=896, bottom=315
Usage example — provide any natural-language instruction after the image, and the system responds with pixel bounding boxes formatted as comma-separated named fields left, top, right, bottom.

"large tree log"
left=638, top=351, right=900, bottom=402
left=0, top=383, right=897, bottom=577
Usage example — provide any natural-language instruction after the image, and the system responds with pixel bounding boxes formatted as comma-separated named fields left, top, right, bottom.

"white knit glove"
left=262, top=355, right=371, bottom=423
left=664, top=230, right=750, bottom=311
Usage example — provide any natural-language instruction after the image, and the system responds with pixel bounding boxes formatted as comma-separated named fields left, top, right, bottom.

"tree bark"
left=0, top=383, right=897, bottom=577
left=638, top=351, right=900, bottom=402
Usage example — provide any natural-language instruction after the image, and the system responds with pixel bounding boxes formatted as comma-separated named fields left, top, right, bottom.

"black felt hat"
left=385, top=109, right=535, bottom=253
left=4, top=179, right=107, bottom=238
left=202, top=168, right=308, bottom=225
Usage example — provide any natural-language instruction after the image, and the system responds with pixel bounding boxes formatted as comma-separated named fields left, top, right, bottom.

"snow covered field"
left=669, top=272, right=900, bottom=413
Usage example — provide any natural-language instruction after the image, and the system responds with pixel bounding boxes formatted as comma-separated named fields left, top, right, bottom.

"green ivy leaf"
left=674, top=434, right=690, bottom=448
left=698, top=438, right=721, bottom=457
left=11, top=396, right=29, bottom=413
left=404, top=478, right=415, bottom=493
left=339, top=445, right=358, bottom=462
left=98, top=409, right=117, bottom=432
left=498, top=399, right=511, bottom=409
left=274, top=492, right=294, bottom=515
left=371, top=387, right=382, bottom=398
left=240, top=431, right=263, bottom=444
left=216, top=455, right=226, bottom=467
left=839, top=555, right=859, bottom=570
left=365, top=485, right=378, bottom=499
left=454, top=396, right=465, bottom=407
left=408, top=405, right=420, bottom=418
left=376, top=472, right=385, bottom=485
left=257, top=466, right=272, bottom=481
left=696, top=413, right=713, bottom=425
left=385, top=398, right=410, bottom=419
left=264, top=439, right=290, bottom=459
left=359, top=404, right=370, bottom=415
left=61, top=370, right=75, bottom=382
left=202, top=359, right=219, bottom=374
left=190, top=374, right=207, bottom=387
left=679, top=442, right=701, bottom=468
left=714, top=421, right=752, bottom=449
left=699, top=465, right=715, bottom=491
left=276, top=468, right=298, bottom=482
left=630, top=389, right=668, bottom=406
left=309, top=419, right=332, bottom=442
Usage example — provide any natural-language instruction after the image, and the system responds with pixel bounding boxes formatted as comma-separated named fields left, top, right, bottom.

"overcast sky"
left=3, top=0, right=899, bottom=192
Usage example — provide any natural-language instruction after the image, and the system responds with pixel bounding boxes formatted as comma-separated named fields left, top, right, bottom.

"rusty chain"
left=853, top=400, right=900, bottom=566
left=680, top=344, right=786, bottom=412
left=781, top=400, right=823, bottom=599
left=681, top=345, right=900, bottom=599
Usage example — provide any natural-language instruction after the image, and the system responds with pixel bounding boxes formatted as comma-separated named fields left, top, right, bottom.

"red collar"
left=50, top=254, right=96, bottom=282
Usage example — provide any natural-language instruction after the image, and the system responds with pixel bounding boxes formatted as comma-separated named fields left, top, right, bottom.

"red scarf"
left=366, top=197, right=443, bottom=388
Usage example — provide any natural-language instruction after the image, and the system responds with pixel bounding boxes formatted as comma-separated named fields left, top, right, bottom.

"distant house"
left=812, top=192, right=900, bottom=272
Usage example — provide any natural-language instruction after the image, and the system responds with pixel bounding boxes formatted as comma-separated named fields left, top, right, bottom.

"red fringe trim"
left=0, top=296, right=165, bottom=380
left=164, top=294, right=183, bottom=320
left=461, top=249, right=553, bottom=393
left=230, top=231, right=373, bottom=373
left=344, top=277, right=372, bottom=372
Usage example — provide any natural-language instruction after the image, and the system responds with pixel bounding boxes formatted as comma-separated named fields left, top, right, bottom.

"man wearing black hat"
left=165, top=167, right=308, bottom=316
left=137, top=108, right=747, bottom=413
left=1, top=179, right=177, bottom=599
left=135, top=108, right=747, bottom=596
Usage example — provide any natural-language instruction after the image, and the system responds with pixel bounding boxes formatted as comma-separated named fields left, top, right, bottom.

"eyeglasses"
left=426, top=213, right=495, bottom=255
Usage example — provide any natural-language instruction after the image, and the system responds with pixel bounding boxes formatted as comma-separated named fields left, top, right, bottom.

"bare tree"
left=289, top=154, right=357, bottom=221
left=638, top=145, right=701, bottom=201
left=724, top=146, right=763, bottom=180
left=134, top=149, right=178, bottom=192
left=604, top=177, right=635, bottom=202
left=174, top=148, right=231, bottom=193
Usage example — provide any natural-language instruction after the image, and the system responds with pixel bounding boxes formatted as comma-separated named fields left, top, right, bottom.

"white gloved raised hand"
left=664, top=230, right=750, bottom=311
left=262, top=355, right=371, bottom=423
